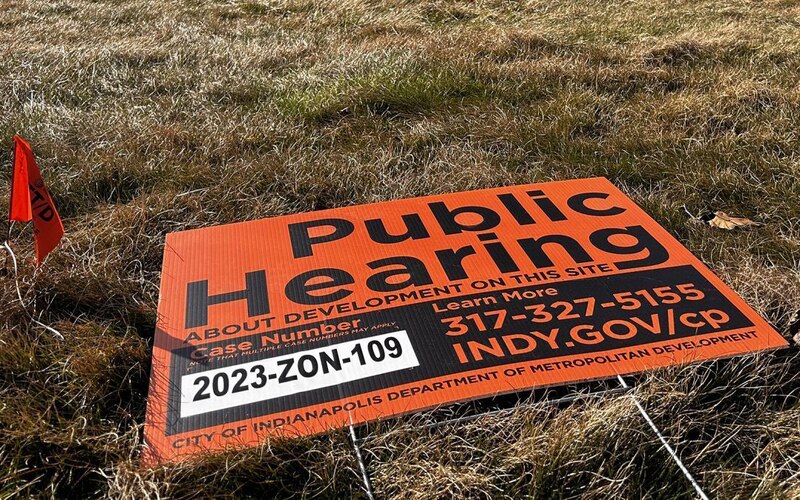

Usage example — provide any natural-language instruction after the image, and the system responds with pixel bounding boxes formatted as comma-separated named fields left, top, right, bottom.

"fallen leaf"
left=704, top=211, right=763, bottom=230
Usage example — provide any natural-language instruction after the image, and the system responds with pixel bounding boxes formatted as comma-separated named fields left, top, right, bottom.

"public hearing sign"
left=144, top=177, right=787, bottom=464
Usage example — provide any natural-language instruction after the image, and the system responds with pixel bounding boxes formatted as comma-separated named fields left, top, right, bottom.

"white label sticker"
left=180, top=331, right=419, bottom=417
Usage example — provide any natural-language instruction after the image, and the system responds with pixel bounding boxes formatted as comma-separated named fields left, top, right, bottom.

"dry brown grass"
left=1, top=0, right=799, bottom=498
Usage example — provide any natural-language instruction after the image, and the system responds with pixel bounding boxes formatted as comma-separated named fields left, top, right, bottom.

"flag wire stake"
left=616, top=375, right=708, bottom=500
left=2, top=240, right=63, bottom=340
left=348, top=424, right=375, bottom=500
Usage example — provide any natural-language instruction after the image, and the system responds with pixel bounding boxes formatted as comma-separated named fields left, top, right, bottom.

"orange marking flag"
left=144, top=177, right=787, bottom=464
left=8, top=135, right=64, bottom=264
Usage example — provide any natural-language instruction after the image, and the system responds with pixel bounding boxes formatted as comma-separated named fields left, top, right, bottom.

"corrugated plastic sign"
left=144, top=177, right=787, bottom=464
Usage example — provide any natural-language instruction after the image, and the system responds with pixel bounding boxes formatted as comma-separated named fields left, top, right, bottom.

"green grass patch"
left=275, top=64, right=489, bottom=122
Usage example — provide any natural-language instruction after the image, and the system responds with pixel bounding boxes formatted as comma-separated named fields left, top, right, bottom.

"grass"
left=1, top=0, right=799, bottom=497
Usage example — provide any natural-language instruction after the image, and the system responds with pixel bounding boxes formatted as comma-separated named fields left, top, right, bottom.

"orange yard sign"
left=144, top=177, right=787, bottom=464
